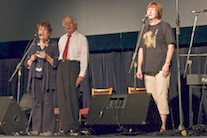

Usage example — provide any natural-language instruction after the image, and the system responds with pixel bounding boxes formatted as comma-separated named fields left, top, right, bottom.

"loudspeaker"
left=0, top=96, right=28, bottom=135
left=86, top=93, right=160, bottom=127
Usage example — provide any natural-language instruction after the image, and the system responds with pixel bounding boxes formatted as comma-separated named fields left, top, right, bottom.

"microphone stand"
left=128, top=16, right=147, bottom=91
left=175, top=0, right=185, bottom=131
left=183, top=13, right=199, bottom=78
left=8, top=34, right=38, bottom=103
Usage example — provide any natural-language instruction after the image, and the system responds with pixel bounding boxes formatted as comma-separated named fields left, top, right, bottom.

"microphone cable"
left=88, top=94, right=113, bottom=129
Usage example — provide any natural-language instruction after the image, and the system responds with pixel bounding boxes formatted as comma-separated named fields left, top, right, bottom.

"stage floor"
left=1, top=126, right=207, bottom=138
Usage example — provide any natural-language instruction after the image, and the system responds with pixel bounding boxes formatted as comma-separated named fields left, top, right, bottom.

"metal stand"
left=180, top=53, right=207, bottom=127
left=128, top=15, right=147, bottom=90
left=183, top=13, right=199, bottom=78
left=8, top=34, right=38, bottom=103
left=175, top=0, right=185, bottom=131
left=133, top=62, right=137, bottom=90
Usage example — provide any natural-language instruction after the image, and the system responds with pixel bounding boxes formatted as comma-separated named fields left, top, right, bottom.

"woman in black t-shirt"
left=136, top=2, right=175, bottom=132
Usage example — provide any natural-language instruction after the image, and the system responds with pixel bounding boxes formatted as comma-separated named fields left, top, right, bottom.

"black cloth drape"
left=1, top=46, right=207, bottom=128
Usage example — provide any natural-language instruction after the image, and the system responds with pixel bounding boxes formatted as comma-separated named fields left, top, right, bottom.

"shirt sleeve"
left=24, top=43, right=36, bottom=69
left=79, top=36, right=89, bottom=78
left=51, top=41, right=59, bottom=68
left=165, top=23, right=175, bottom=45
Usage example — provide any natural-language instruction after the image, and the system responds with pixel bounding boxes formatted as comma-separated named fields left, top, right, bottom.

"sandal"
left=160, top=128, right=166, bottom=132
left=44, top=131, right=54, bottom=136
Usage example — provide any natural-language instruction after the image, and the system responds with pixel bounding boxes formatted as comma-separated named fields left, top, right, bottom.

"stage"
left=1, top=124, right=207, bottom=137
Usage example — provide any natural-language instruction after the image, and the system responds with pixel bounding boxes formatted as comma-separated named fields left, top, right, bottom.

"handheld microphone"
left=192, top=9, right=207, bottom=13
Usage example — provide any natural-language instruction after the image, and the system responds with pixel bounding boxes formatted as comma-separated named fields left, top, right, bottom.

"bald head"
left=62, top=16, right=77, bottom=35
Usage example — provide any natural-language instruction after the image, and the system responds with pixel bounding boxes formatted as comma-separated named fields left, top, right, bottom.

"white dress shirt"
left=58, top=31, right=89, bottom=77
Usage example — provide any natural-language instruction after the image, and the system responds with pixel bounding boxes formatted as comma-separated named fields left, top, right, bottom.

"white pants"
left=144, top=72, right=170, bottom=115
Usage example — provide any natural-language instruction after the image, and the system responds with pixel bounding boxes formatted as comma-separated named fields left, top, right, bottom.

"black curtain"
left=1, top=46, right=207, bottom=128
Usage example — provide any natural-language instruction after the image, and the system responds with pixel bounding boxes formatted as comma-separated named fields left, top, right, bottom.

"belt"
left=59, top=60, right=79, bottom=63
left=145, top=72, right=159, bottom=76
left=59, top=59, right=71, bottom=62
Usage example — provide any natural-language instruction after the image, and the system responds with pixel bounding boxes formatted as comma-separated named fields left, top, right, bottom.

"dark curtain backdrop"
left=1, top=45, right=207, bottom=128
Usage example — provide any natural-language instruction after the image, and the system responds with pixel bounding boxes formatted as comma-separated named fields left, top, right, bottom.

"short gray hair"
left=62, top=16, right=77, bottom=26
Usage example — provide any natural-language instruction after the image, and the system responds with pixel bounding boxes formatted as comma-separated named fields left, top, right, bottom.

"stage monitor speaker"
left=85, top=93, right=160, bottom=127
left=0, top=96, right=28, bottom=135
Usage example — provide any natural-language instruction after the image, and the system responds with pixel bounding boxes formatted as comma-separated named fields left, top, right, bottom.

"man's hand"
left=76, top=76, right=84, bottom=87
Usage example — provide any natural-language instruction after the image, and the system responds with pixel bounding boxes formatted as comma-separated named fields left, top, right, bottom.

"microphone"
left=34, top=33, right=42, bottom=36
left=192, top=9, right=207, bottom=13
left=34, top=33, right=42, bottom=37
left=142, top=14, right=148, bottom=22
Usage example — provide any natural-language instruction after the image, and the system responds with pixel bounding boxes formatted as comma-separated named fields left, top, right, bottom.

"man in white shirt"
left=57, top=16, right=89, bottom=135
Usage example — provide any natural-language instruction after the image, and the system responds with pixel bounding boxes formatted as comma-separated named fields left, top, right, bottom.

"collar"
left=37, top=39, right=50, bottom=47
left=67, top=30, right=77, bottom=38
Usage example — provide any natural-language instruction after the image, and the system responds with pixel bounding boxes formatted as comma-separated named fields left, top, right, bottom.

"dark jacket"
left=24, top=40, right=59, bottom=98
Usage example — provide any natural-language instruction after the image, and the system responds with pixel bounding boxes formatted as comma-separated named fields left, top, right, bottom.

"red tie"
left=62, top=35, right=71, bottom=60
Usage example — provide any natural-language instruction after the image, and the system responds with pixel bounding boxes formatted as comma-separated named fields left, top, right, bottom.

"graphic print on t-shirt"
left=143, top=29, right=159, bottom=48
